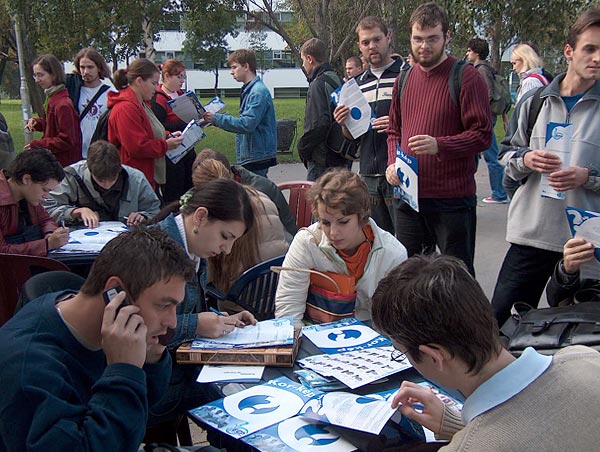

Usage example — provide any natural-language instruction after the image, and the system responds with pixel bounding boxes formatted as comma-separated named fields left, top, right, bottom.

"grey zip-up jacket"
left=500, top=74, right=600, bottom=252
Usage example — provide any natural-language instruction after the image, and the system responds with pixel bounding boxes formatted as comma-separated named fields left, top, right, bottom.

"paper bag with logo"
left=272, top=266, right=357, bottom=324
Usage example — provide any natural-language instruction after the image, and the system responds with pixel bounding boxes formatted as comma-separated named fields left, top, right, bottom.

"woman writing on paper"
left=275, top=169, right=407, bottom=326
left=107, top=58, right=183, bottom=192
left=151, top=59, right=197, bottom=203
left=146, top=178, right=256, bottom=433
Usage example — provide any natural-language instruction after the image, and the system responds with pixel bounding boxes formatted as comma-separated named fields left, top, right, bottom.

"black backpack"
left=323, top=75, right=360, bottom=161
left=90, top=107, right=112, bottom=144
left=479, top=62, right=513, bottom=116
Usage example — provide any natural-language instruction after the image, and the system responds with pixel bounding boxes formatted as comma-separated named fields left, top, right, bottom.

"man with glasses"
left=371, top=253, right=600, bottom=450
left=385, top=2, right=491, bottom=275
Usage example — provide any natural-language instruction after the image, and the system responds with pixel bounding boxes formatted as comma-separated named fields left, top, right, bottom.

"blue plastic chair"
left=206, top=255, right=285, bottom=321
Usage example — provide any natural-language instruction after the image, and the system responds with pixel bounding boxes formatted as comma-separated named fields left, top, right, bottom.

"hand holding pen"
left=197, top=307, right=257, bottom=338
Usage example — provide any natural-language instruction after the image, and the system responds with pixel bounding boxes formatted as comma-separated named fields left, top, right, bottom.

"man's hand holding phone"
left=101, top=288, right=147, bottom=368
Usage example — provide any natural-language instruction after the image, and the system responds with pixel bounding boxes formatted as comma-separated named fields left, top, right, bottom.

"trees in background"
left=0, top=0, right=597, bottom=107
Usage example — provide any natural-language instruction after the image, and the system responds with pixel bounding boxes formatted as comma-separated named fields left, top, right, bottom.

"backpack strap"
left=448, top=59, right=468, bottom=108
left=79, top=84, right=110, bottom=120
left=526, top=86, right=546, bottom=142
left=64, top=167, right=112, bottom=218
left=527, top=73, right=549, bottom=86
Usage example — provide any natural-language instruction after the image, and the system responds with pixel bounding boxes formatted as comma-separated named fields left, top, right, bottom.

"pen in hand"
left=210, top=307, right=246, bottom=327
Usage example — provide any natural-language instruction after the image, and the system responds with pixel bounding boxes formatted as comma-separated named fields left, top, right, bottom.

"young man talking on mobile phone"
left=0, top=228, right=205, bottom=451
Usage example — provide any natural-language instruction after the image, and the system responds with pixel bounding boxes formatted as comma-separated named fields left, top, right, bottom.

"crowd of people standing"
left=1, top=2, right=600, bottom=451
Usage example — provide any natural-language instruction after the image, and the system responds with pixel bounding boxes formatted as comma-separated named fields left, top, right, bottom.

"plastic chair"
left=0, top=253, right=70, bottom=326
left=15, top=271, right=86, bottom=315
left=277, top=181, right=314, bottom=229
left=206, top=255, right=285, bottom=321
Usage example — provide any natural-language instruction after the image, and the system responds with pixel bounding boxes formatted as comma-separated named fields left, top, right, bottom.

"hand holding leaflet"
left=167, top=91, right=205, bottom=123
left=332, top=78, right=372, bottom=139
left=166, top=120, right=206, bottom=164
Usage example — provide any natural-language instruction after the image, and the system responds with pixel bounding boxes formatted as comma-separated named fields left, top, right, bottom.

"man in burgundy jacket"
left=385, top=2, right=491, bottom=275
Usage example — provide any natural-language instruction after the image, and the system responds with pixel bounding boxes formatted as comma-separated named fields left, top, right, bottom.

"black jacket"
left=354, top=57, right=406, bottom=175
left=297, top=63, right=347, bottom=168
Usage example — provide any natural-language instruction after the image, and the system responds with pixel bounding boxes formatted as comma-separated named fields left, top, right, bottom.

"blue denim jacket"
left=155, top=214, right=208, bottom=349
left=214, top=76, right=277, bottom=166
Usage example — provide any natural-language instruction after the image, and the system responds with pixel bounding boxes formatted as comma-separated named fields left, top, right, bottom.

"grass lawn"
left=0, top=98, right=306, bottom=164
left=0, top=97, right=507, bottom=163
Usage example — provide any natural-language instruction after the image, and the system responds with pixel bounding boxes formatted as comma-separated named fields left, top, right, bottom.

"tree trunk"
left=213, top=63, right=219, bottom=97
left=142, top=16, right=155, bottom=62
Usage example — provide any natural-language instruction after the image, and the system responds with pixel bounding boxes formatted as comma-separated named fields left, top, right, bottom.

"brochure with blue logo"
left=298, top=345, right=412, bottom=389
left=394, top=144, right=419, bottom=212
left=190, top=316, right=295, bottom=350
left=242, top=416, right=357, bottom=452
left=541, top=122, right=573, bottom=200
left=189, top=376, right=318, bottom=439
left=566, top=206, right=600, bottom=280
left=302, top=317, right=391, bottom=354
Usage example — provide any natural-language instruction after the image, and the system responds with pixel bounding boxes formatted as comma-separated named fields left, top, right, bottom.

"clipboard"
left=176, top=327, right=302, bottom=367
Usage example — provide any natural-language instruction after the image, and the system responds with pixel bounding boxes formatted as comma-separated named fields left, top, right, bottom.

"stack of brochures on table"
left=190, top=375, right=464, bottom=451
left=190, top=317, right=295, bottom=350
left=190, top=375, right=398, bottom=451
left=298, top=318, right=412, bottom=389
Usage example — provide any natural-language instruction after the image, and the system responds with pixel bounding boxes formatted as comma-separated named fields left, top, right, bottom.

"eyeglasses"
left=175, top=73, right=186, bottom=80
left=411, top=35, right=443, bottom=47
left=391, top=349, right=407, bottom=362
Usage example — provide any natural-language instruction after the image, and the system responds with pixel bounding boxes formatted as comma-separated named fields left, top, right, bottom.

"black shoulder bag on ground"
left=500, top=301, right=600, bottom=355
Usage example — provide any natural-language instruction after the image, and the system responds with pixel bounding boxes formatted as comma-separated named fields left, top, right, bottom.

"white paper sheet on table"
left=298, top=346, right=412, bottom=389
left=197, top=365, right=265, bottom=383
left=52, top=221, right=127, bottom=253
left=190, top=316, right=295, bottom=349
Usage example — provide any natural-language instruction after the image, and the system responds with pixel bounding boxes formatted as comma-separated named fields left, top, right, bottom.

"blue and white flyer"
left=189, top=376, right=317, bottom=439
left=299, top=391, right=400, bottom=434
left=302, top=317, right=391, bottom=354
left=541, top=122, right=573, bottom=199
left=565, top=206, right=600, bottom=280
left=394, top=145, right=419, bottom=211
left=166, top=119, right=206, bottom=164
left=298, top=346, right=412, bottom=389
left=191, top=316, right=295, bottom=349
left=242, top=416, right=357, bottom=452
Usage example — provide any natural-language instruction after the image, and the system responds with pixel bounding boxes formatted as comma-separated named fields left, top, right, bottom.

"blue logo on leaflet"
left=356, top=396, right=376, bottom=404
left=327, top=329, right=361, bottom=341
left=238, top=395, right=280, bottom=414
left=294, top=424, right=339, bottom=446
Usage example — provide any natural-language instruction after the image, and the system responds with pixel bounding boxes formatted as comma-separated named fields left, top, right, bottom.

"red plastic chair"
left=277, top=181, right=315, bottom=229
left=0, top=253, right=70, bottom=326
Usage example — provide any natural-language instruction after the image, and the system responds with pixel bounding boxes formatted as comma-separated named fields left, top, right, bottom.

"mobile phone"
left=158, top=328, right=175, bottom=346
left=102, top=286, right=131, bottom=314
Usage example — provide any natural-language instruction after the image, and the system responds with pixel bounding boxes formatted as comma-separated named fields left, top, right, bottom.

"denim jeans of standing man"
left=483, top=118, right=508, bottom=202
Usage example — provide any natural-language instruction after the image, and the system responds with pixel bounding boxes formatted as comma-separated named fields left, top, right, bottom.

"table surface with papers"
left=190, top=319, right=449, bottom=452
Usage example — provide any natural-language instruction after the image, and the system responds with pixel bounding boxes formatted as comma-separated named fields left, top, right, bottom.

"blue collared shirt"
left=462, top=347, right=552, bottom=423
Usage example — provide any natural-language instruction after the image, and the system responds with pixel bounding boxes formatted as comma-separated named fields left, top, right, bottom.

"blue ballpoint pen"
left=209, top=307, right=226, bottom=316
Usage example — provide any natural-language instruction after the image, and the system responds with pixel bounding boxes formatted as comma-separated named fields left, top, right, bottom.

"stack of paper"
left=300, top=318, right=412, bottom=389
left=190, top=376, right=402, bottom=451
left=166, top=119, right=206, bottom=164
left=190, top=317, right=295, bottom=350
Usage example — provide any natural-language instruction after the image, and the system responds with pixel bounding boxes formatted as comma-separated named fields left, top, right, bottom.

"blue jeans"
left=362, top=175, right=395, bottom=235
left=483, top=118, right=507, bottom=201
left=491, top=243, right=562, bottom=325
